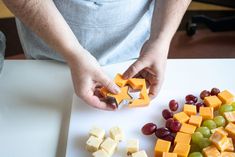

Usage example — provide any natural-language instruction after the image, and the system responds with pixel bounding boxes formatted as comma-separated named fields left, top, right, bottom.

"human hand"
left=123, top=39, right=169, bottom=99
left=68, top=50, right=120, bottom=110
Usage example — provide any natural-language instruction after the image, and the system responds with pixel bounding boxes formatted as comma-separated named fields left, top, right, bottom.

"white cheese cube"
left=89, top=127, right=105, bottom=139
left=127, top=139, right=139, bottom=154
left=92, top=149, right=109, bottom=157
left=109, top=126, right=124, bottom=142
left=132, top=150, right=148, bottom=157
left=86, top=136, right=103, bottom=152
left=100, top=137, right=118, bottom=156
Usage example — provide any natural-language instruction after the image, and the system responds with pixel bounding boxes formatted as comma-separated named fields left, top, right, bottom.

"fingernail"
left=114, top=86, right=120, bottom=93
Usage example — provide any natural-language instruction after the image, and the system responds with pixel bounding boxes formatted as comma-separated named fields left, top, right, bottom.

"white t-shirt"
left=16, top=0, right=154, bottom=65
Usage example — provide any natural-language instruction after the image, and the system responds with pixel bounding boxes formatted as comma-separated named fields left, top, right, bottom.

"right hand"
left=67, top=49, right=120, bottom=111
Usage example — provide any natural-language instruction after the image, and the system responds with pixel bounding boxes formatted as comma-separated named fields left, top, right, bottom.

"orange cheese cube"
left=221, top=152, right=235, bottom=157
left=199, top=107, right=214, bottom=120
left=189, top=115, right=203, bottom=127
left=211, top=127, right=228, bottom=136
left=203, top=145, right=220, bottom=157
left=179, top=123, right=196, bottom=134
left=183, top=104, right=197, bottom=116
left=209, top=130, right=229, bottom=151
left=162, top=152, right=177, bottom=157
left=225, top=138, right=234, bottom=152
left=174, top=132, right=191, bottom=144
left=173, top=143, right=190, bottom=157
left=218, top=90, right=234, bottom=104
left=154, top=139, right=171, bottom=157
left=173, top=112, right=189, bottom=123
left=204, top=95, right=222, bottom=110
left=225, top=123, right=235, bottom=140
left=224, top=111, right=235, bottom=123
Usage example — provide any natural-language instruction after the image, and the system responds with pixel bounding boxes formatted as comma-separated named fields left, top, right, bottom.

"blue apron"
left=16, top=0, right=154, bottom=65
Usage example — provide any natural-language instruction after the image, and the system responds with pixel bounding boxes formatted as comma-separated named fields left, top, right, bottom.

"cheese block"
left=173, top=112, right=189, bottom=123
left=189, top=115, right=203, bottom=127
left=202, top=145, right=220, bottom=157
left=174, top=132, right=191, bottom=144
left=89, top=127, right=105, bottom=139
left=114, top=73, right=128, bottom=87
left=225, top=138, right=234, bottom=152
left=100, top=137, right=118, bottom=156
left=183, top=104, right=197, bottom=116
left=92, top=149, right=109, bottom=157
left=224, top=111, right=235, bottom=123
left=162, top=152, right=177, bottom=157
left=225, top=123, right=235, bottom=140
left=199, top=107, right=214, bottom=120
left=127, top=139, right=139, bottom=154
left=209, top=130, right=229, bottom=151
left=220, top=152, right=235, bottom=157
left=180, top=123, right=196, bottom=134
left=132, top=150, right=148, bottom=157
left=204, top=95, right=222, bottom=110
left=173, top=143, right=190, bottom=157
left=154, top=139, right=171, bottom=157
left=86, top=136, right=103, bottom=152
left=211, top=127, right=228, bottom=136
left=218, top=90, right=234, bottom=104
left=109, top=126, right=124, bottom=142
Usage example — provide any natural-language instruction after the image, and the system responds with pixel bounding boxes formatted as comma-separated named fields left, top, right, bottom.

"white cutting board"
left=66, top=59, right=235, bottom=157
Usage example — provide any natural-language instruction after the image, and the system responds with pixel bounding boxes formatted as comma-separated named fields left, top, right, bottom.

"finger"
left=98, top=74, right=120, bottom=94
left=123, top=60, right=147, bottom=79
left=148, top=78, right=163, bottom=100
left=82, top=91, right=116, bottom=111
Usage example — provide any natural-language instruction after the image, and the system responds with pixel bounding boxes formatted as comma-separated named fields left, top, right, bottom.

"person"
left=3, top=0, right=191, bottom=110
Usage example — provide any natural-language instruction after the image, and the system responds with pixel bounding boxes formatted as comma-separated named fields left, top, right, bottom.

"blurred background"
left=0, top=0, right=235, bottom=59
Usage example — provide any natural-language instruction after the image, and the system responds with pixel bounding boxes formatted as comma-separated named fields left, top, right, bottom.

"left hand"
left=123, top=39, right=169, bottom=99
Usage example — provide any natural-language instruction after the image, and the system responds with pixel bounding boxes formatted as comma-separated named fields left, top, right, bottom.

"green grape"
left=213, top=116, right=226, bottom=127
left=189, top=152, right=203, bottom=157
left=202, top=120, right=217, bottom=130
left=190, top=144, right=201, bottom=153
left=231, top=102, right=235, bottom=111
left=192, top=132, right=204, bottom=144
left=198, top=138, right=211, bottom=149
left=219, top=104, right=233, bottom=115
left=196, top=127, right=211, bottom=138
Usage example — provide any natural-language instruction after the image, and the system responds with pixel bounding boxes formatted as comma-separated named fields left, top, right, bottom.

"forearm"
left=3, top=0, right=84, bottom=63
left=150, top=0, right=191, bottom=43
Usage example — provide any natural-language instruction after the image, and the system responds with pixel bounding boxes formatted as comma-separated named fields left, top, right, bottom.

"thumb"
left=98, top=73, right=120, bottom=94
left=123, top=60, right=146, bottom=79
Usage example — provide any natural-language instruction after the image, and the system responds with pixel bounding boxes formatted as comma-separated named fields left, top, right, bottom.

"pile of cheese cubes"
left=154, top=90, right=235, bottom=157
left=86, top=126, right=148, bottom=157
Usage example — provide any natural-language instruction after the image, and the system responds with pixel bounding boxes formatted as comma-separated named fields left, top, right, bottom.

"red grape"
left=185, top=100, right=195, bottom=105
left=169, top=99, right=179, bottom=111
left=165, top=118, right=174, bottom=129
left=155, top=127, right=171, bottom=138
left=195, top=102, right=205, bottom=112
left=211, top=88, right=220, bottom=96
left=170, top=120, right=181, bottom=133
left=162, top=134, right=175, bottom=143
left=200, top=90, right=210, bottom=100
left=162, top=109, right=173, bottom=120
left=141, top=123, right=157, bottom=135
left=185, top=94, right=198, bottom=103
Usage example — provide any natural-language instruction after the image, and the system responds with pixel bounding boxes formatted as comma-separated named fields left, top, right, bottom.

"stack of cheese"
left=86, top=126, right=148, bottom=157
